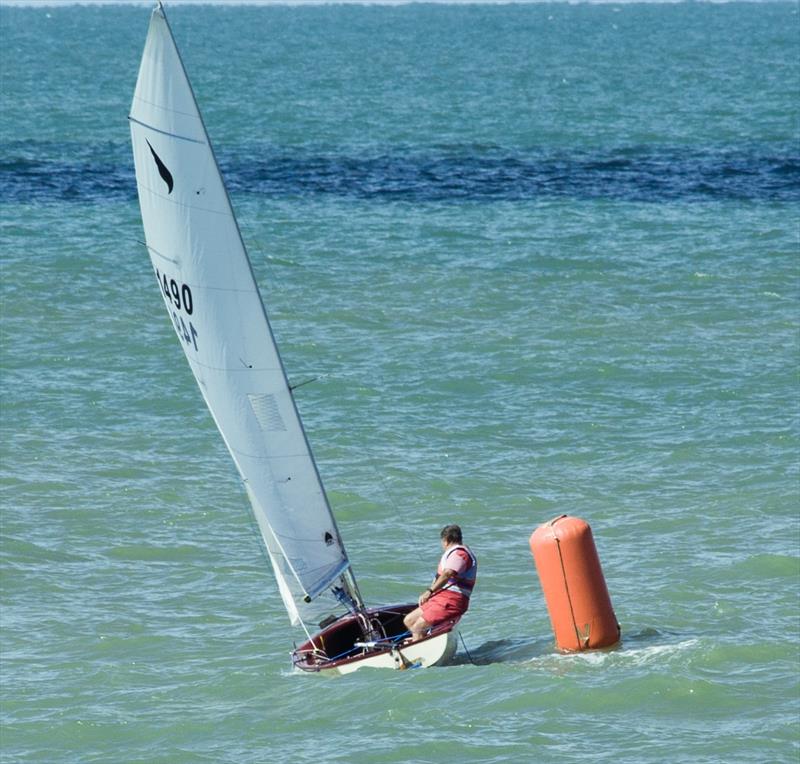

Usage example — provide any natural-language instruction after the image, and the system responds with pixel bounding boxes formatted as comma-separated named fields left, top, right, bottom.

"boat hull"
left=292, top=603, right=459, bottom=675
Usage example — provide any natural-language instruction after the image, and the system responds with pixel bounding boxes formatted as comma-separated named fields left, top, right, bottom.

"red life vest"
left=436, top=544, right=477, bottom=598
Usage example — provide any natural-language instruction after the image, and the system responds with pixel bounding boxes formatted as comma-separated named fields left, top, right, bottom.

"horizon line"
left=1, top=0, right=793, bottom=7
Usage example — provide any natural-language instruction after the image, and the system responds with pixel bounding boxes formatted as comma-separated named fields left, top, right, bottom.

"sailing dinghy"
left=129, top=2, right=459, bottom=674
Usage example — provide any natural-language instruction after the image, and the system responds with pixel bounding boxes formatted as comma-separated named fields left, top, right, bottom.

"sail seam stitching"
left=134, top=178, right=235, bottom=217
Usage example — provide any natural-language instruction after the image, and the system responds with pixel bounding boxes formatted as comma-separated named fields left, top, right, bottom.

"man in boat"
left=403, top=524, right=477, bottom=642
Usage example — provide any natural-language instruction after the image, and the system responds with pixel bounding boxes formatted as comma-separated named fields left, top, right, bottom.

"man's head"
left=440, top=524, right=463, bottom=546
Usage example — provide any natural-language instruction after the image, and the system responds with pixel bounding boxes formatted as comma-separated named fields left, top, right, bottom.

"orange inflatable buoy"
left=529, top=515, right=620, bottom=651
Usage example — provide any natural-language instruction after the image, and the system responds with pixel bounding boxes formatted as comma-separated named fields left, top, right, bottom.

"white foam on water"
left=524, top=638, right=701, bottom=669
left=612, top=638, right=701, bottom=666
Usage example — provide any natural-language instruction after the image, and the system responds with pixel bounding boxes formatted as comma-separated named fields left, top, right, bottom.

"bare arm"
left=418, top=569, right=457, bottom=605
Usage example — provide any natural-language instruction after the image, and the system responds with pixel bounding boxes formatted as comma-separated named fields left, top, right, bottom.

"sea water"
left=1, top=2, right=798, bottom=762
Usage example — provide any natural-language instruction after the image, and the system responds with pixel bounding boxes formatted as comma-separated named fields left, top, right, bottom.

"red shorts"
left=421, top=590, right=469, bottom=626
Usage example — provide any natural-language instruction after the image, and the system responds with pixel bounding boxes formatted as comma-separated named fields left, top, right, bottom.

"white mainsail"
left=129, top=3, right=361, bottom=627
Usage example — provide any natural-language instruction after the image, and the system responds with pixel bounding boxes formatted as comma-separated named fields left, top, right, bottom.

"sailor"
left=403, top=524, right=477, bottom=642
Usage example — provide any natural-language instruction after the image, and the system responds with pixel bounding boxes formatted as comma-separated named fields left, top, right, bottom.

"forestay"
left=129, top=4, right=359, bottom=627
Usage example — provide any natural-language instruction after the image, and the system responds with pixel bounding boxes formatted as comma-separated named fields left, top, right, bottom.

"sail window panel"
left=249, top=393, right=287, bottom=432
left=195, top=378, right=299, bottom=463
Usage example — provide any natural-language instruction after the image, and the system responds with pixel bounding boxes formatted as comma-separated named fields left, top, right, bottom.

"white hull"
left=292, top=603, right=461, bottom=674
left=319, top=628, right=458, bottom=676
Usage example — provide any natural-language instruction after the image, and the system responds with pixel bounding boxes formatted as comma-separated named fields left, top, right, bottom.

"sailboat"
left=129, top=2, right=460, bottom=674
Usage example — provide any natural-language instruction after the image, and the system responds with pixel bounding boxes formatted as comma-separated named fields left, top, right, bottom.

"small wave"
left=1, top=537, right=86, bottom=564
left=104, top=543, right=208, bottom=562
left=733, top=553, right=799, bottom=578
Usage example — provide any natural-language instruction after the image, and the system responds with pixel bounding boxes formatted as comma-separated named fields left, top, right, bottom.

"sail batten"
left=128, top=115, right=206, bottom=144
left=130, top=5, right=360, bottom=627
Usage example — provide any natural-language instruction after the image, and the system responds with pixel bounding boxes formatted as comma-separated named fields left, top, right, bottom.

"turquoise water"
left=1, top=2, right=799, bottom=762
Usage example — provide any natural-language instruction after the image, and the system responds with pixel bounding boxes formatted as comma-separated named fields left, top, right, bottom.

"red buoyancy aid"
left=437, top=544, right=478, bottom=598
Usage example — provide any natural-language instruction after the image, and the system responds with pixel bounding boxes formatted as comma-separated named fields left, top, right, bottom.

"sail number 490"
left=156, top=268, right=199, bottom=352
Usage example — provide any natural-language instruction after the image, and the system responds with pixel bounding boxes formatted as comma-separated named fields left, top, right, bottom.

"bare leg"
left=403, top=608, right=432, bottom=642
left=403, top=606, right=422, bottom=632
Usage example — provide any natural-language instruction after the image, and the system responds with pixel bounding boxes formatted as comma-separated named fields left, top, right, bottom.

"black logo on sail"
left=146, top=139, right=174, bottom=194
